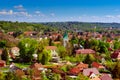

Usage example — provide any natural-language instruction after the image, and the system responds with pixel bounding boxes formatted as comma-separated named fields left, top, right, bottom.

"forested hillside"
left=1, top=21, right=120, bottom=33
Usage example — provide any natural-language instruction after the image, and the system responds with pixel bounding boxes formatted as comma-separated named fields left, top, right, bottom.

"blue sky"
left=0, top=0, right=120, bottom=22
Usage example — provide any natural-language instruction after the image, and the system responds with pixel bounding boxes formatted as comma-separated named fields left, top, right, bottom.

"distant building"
left=76, top=49, right=96, bottom=54
left=83, top=68, right=99, bottom=76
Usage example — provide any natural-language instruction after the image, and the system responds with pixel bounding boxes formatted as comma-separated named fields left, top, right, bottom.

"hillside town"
left=0, top=22, right=120, bottom=80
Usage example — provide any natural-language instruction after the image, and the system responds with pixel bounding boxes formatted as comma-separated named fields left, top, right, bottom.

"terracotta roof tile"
left=92, top=62, right=104, bottom=69
left=45, top=46, right=57, bottom=50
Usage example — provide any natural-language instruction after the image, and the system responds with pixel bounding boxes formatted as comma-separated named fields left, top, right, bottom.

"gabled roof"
left=92, top=62, right=104, bottom=69
left=83, top=68, right=99, bottom=76
left=100, top=74, right=113, bottom=80
left=45, top=46, right=57, bottom=50
left=30, top=63, right=43, bottom=69
left=69, top=62, right=88, bottom=75
left=76, top=49, right=96, bottom=54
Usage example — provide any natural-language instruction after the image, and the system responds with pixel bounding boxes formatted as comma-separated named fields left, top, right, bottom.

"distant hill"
left=41, top=22, right=120, bottom=28
left=1, top=21, right=120, bottom=32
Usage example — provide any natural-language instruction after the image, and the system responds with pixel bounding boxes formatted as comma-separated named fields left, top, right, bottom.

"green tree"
left=38, top=49, right=51, bottom=65
left=112, top=61, right=120, bottom=79
left=114, top=41, right=120, bottom=50
left=0, top=40, right=6, bottom=48
left=84, top=54, right=95, bottom=66
left=57, top=45, right=66, bottom=58
left=0, top=72, right=5, bottom=80
left=89, top=39, right=99, bottom=51
left=1, top=48, right=9, bottom=64
left=18, top=38, right=38, bottom=62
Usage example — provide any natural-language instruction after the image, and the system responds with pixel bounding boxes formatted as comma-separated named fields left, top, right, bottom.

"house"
left=92, top=62, right=105, bottom=69
left=31, top=68, right=42, bottom=80
left=30, top=63, right=43, bottom=69
left=76, top=49, right=96, bottom=54
left=83, top=68, right=99, bottom=76
left=53, top=41, right=61, bottom=45
left=0, top=60, right=6, bottom=67
left=7, top=32, right=14, bottom=35
left=9, top=63, right=21, bottom=72
left=30, top=62, right=47, bottom=78
left=89, top=72, right=100, bottom=80
left=69, top=62, right=88, bottom=75
left=100, top=74, right=113, bottom=80
left=15, top=69, right=25, bottom=78
left=11, top=47, right=20, bottom=56
left=52, top=33, right=61, bottom=41
left=45, top=46, right=59, bottom=62
left=111, top=50, right=120, bottom=60
left=24, top=31, right=37, bottom=36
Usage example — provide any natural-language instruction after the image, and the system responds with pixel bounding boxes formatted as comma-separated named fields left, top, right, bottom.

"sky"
left=0, top=0, right=120, bottom=22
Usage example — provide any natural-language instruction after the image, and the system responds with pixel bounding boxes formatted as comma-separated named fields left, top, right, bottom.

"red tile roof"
left=76, top=49, right=96, bottom=54
left=45, top=46, right=57, bottom=50
left=69, top=63, right=88, bottom=75
left=30, top=63, right=43, bottom=69
left=0, top=60, right=6, bottom=67
left=92, top=62, right=104, bottom=69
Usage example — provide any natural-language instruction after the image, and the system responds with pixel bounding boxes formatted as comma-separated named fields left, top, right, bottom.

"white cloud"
left=34, top=11, right=45, bottom=17
left=50, top=13, right=55, bottom=17
left=0, top=10, right=13, bottom=15
left=116, top=15, right=120, bottom=18
left=14, top=5, right=25, bottom=11
left=0, top=9, right=32, bottom=18
left=35, top=11, right=41, bottom=14
left=105, top=15, right=115, bottom=18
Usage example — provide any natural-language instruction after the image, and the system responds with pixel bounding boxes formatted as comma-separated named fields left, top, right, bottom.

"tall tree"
left=18, top=38, right=38, bottom=62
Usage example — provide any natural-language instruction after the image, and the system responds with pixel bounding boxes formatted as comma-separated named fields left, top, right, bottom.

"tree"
left=18, top=38, right=38, bottom=62
left=112, top=61, right=120, bottom=79
left=0, top=72, right=5, bottom=80
left=114, top=40, right=120, bottom=50
left=89, top=39, right=99, bottom=51
left=84, top=54, right=95, bottom=66
left=99, top=41, right=109, bottom=54
left=1, top=48, right=9, bottom=64
left=37, top=39, right=50, bottom=64
left=37, top=49, right=51, bottom=65
left=57, top=45, right=66, bottom=58
left=0, top=40, right=6, bottom=48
